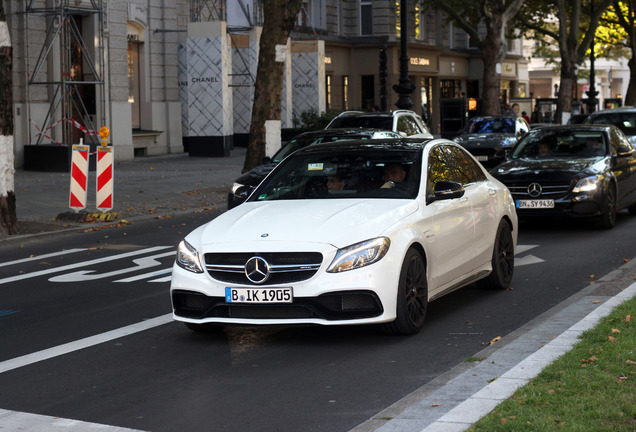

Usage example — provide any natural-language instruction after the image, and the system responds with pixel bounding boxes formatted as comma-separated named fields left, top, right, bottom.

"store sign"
left=325, top=56, right=332, bottom=65
left=410, top=57, right=430, bottom=66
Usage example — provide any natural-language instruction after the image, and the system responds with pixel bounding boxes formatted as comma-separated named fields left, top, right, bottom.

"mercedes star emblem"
left=527, top=182, right=542, bottom=198
left=245, top=256, right=270, bottom=284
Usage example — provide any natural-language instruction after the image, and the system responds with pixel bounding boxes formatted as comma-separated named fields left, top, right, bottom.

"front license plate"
left=516, top=199, right=555, bottom=209
left=475, top=155, right=488, bottom=162
left=225, top=287, right=293, bottom=304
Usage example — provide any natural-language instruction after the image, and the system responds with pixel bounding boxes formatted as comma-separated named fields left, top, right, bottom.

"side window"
left=427, top=146, right=451, bottom=196
left=611, top=127, right=633, bottom=154
left=445, top=146, right=476, bottom=185
left=454, top=147, right=487, bottom=182
left=397, top=115, right=420, bottom=136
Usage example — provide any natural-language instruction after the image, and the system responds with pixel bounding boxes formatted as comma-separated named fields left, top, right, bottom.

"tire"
left=595, top=185, right=617, bottom=229
left=382, top=249, right=428, bottom=335
left=477, top=220, right=514, bottom=290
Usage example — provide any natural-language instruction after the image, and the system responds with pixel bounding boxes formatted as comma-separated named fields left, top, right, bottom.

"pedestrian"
left=511, top=103, right=520, bottom=117
left=521, top=111, right=530, bottom=123
left=530, top=105, right=544, bottom=123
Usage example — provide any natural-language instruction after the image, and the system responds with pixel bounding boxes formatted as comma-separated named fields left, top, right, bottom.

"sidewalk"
left=4, top=147, right=247, bottom=238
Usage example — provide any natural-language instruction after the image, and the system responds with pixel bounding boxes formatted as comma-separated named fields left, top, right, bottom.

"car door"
left=447, top=145, right=501, bottom=269
left=423, top=144, right=477, bottom=296
left=610, top=127, right=636, bottom=207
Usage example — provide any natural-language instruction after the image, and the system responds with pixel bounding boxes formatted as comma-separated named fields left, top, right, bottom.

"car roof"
left=527, top=124, right=613, bottom=133
left=468, top=115, right=518, bottom=120
left=588, top=107, right=636, bottom=115
left=291, top=128, right=398, bottom=139
left=290, top=138, right=442, bottom=157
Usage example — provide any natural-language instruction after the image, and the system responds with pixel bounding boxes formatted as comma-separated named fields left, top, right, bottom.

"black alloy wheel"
left=596, top=184, right=617, bottom=229
left=477, top=220, right=514, bottom=290
left=383, top=248, right=428, bottom=335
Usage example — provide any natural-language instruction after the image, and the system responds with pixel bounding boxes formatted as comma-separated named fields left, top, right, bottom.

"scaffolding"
left=25, top=0, right=105, bottom=147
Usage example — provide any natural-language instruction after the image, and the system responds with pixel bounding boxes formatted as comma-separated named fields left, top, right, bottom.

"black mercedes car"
left=453, top=115, right=530, bottom=167
left=227, top=128, right=401, bottom=208
left=491, top=124, right=636, bottom=229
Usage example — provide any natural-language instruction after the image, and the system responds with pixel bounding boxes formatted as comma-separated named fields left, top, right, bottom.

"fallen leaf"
left=612, top=328, right=621, bottom=334
left=431, top=404, right=442, bottom=407
left=501, top=418, right=507, bottom=425
left=548, top=389, right=555, bottom=394
left=626, top=315, right=631, bottom=323
left=487, top=376, right=499, bottom=383
left=624, top=258, right=631, bottom=263
left=608, top=336, right=616, bottom=342
left=589, top=274, right=595, bottom=278
left=626, top=360, right=636, bottom=365
left=489, top=336, right=501, bottom=345
left=593, top=300, right=600, bottom=304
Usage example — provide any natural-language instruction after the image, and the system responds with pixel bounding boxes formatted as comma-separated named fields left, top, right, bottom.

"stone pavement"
left=2, top=147, right=636, bottom=431
left=4, top=147, right=247, bottom=238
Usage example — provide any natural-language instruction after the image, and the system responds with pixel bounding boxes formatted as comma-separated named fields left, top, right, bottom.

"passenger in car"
left=537, top=142, right=553, bottom=157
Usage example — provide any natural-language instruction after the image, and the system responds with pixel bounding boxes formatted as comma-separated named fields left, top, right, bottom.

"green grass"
left=469, top=295, right=636, bottom=431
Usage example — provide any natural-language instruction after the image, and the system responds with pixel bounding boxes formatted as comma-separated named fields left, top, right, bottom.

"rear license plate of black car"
left=225, top=287, right=293, bottom=303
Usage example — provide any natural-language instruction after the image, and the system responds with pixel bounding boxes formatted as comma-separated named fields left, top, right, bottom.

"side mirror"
left=234, top=185, right=253, bottom=201
left=617, top=146, right=635, bottom=157
left=426, top=181, right=465, bottom=204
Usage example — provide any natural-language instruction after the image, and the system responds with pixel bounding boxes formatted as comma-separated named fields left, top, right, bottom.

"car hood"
left=492, top=157, right=608, bottom=181
left=455, top=133, right=516, bottom=148
left=193, top=199, right=419, bottom=248
left=234, top=163, right=278, bottom=187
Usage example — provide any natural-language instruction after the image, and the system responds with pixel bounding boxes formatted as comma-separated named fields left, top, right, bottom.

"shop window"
left=343, top=76, right=349, bottom=110
left=361, top=75, right=375, bottom=111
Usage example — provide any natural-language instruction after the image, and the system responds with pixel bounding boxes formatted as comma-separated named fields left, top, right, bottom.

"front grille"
left=204, top=252, right=323, bottom=285
left=172, top=290, right=383, bottom=321
left=507, top=181, right=572, bottom=199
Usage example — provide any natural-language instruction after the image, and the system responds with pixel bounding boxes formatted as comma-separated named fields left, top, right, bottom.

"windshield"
left=328, top=116, right=393, bottom=130
left=512, top=130, right=608, bottom=159
left=465, top=118, right=515, bottom=134
left=273, top=135, right=373, bottom=163
left=249, top=147, right=422, bottom=202
left=588, top=112, right=636, bottom=135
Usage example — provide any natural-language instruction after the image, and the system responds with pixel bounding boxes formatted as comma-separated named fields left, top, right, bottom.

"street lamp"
left=393, top=0, right=415, bottom=109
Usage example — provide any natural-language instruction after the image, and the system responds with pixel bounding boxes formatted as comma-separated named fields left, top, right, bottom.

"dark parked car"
left=227, top=128, right=401, bottom=208
left=453, top=115, right=530, bottom=167
left=491, top=124, right=636, bottom=229
left=586, top=107, right=636, bottom=146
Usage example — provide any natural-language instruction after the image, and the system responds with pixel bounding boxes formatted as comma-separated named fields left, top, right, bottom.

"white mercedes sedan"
left=170, top=139, right=518, bottom=335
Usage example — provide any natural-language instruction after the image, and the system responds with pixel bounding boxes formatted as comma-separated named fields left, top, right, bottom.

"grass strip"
left=469, top=295, right=636, bottom=431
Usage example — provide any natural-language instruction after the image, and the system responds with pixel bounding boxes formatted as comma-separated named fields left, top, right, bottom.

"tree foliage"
left=423, top=0, right=526, bottom=115
left=517, top=0, right=612, bottom=122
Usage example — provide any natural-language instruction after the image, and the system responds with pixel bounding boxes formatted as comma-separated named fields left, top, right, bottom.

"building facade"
left=5, top=0, right=530, bottom=167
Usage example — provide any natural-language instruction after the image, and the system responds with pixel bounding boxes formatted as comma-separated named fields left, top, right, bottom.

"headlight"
left=176, top=240, right=204, bottom=273
left=500, top=137, right=517, bottom=147
left=327, top=238, right=390, bottom=273
left=572, top=175, right=603, bottom=193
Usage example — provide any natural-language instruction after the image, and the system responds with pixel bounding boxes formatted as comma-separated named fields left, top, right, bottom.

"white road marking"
left=49, top=251, right=175, bottom=282
left=0, top=248, right=87, bottom=268
left=515, top=254, right=545, bottom=266
left=0, top=314, right=172, bottom=375
left=114, top=267, right=173, bottom=283
left=0, top=409, right=145, bottom=431
left=0, top=246, right=172, bottom=285
left=515, top=244, right=538, bottom=254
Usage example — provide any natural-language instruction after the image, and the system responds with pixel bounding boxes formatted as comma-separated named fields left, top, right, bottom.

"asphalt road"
left=1, top=209, right=635, bottom=432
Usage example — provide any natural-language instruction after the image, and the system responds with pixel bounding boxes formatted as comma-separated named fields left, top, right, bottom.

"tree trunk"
left=481, top=27, right=503, bottom=115
left=555, top=63, right=575, bottom=124
left=625, top=55, right=636, bottom=106
left=0, top=2, right=18, bottom=235
left=244, top=0, right=303, bottom=173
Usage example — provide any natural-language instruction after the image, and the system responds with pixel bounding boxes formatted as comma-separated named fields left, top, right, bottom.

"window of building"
left=441, top=80, right=462, bottom=98
left=343, top=75, right=349, bottom=110
left=326, top=75, right=332, bottom=109
left=361, top=75, right=375, bottom=111
left=128, top=35, right=142, bottom=129
left=360, top=0, right=372, bottom=35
